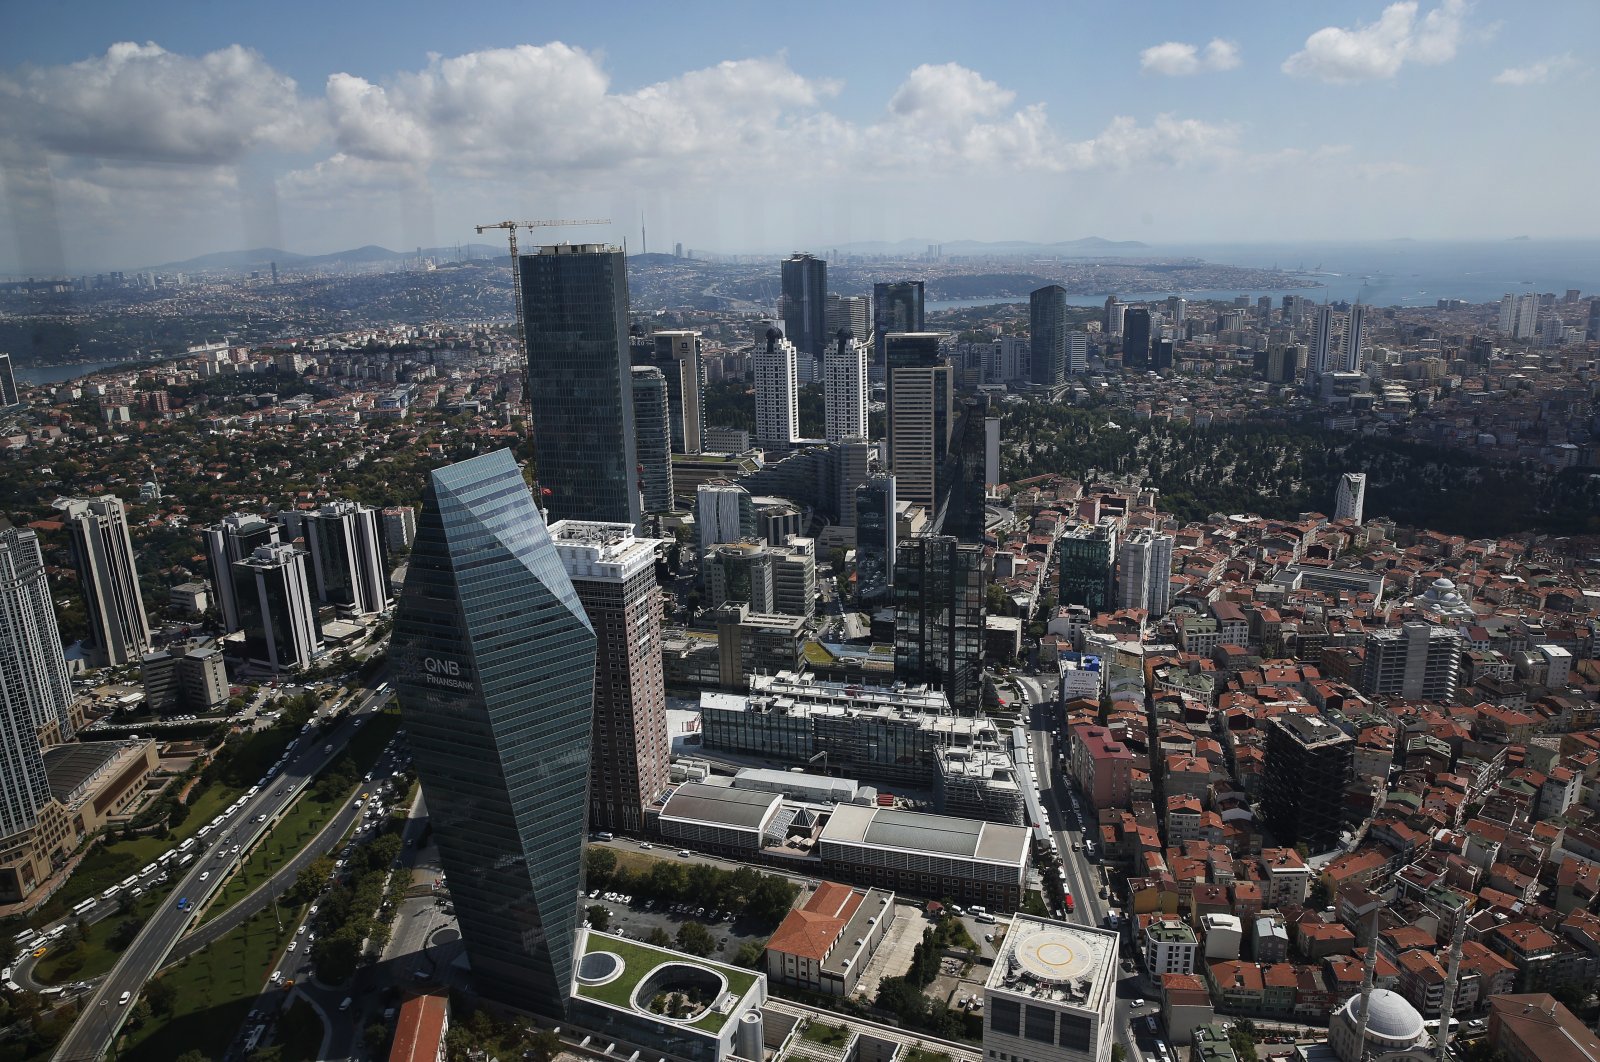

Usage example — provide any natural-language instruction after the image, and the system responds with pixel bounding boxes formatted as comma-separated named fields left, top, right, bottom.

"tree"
left=1229, top=1024, right=1259, bottom=1062
left=108, top=918, right=143, bottom=951
left=364, top=1023, right=391, bottom=1052
left=586, top=905, right=611, bottom=931
left=646, top=927, right=672, bottom=947
left=1113, top=1045, right=1127, bottom=1062
left=584, top=847, right=617, bottom=887
left=175, top=1051, right=214, bottom=1062
left=734, top=941, right=766, bottom=967
left=675, top=921, right=715, bottom=957
left=145, top=977, right=176, bottom=1016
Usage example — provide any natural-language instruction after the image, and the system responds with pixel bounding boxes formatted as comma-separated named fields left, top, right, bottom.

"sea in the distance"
left=927, top=239, right=1600, bottom=312
left=12, top=360, right=144, bottom=387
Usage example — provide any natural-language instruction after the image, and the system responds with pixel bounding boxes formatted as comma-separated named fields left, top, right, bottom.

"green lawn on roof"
left=575, top=934, right=757, bottom=1034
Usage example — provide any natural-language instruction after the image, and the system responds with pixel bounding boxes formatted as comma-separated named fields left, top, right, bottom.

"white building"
left=1117, top=531, right=1174, bottom=616
left=754, top=326, right=799, bottom=449
left=1067, top=331, right=1088, bottom=375
left=1343, top=303, right=1368, bottom=373
left=56, top=495, right=151, bottom=666
left=1200, top=913, right=1243, bottom=961
left=1144, top=916, right=1199, bottom=977
left=823, top=332, right=869, bottom=442
left=985, top=916, right=1119, bottom=1062
left=1335, top=472, right=1366, bottom=525
left=695, top=482, right=752, bottom=554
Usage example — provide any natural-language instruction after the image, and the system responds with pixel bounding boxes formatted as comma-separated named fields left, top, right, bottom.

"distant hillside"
left=147, top=242, right=501, bottom=274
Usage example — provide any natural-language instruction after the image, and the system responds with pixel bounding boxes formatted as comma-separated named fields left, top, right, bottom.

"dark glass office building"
left=873, top=281, right=925, bottom=363
left=520, top=244, right=641, bottom=527
left=781, top=253, right=828, bottom=358
left=854, top=471, right=896, bottom=607
left=1029, top=284, right=1067, bottom=386
left=391, top=449, right=597, bottom=1017
left=1122, top=308, right=1152, bottom=370
left=629, top=366, right=675, bottom=512
left=1059, top=524, right=1115, bottom=614
left=893, top=535, right=985, bottom=714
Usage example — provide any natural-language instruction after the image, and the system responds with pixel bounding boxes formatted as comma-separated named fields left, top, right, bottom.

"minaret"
left=1353, top=909, right=1381, bottom=1060
left=1434, top=913, right=1467, bottom=1062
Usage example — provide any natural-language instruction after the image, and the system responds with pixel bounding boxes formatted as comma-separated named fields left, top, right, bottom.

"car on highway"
left=176, top=897, right=189, bottom=911
left=31, top=947, right=46, bottom=958
left=200, top=871, right=210, bottom=882
left=118, top=992, right=130, bottom=1006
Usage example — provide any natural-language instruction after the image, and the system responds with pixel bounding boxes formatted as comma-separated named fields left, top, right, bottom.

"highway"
left=51, top=685, right=393, bottom=1062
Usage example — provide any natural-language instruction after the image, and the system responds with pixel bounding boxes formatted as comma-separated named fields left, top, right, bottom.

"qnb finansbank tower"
left=391, top=448, right=597, bottom=1017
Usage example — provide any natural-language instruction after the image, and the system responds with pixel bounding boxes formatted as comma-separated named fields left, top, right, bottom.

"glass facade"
left=1059, top=526, right=1115, bottom=614
left=872, top=281, right=925, bottom=364
left=780, top=253, right=827, bottom=358
left=1029, top=284, right=1067, bottom=386
left=630, top=366, right=675, bottom=512
left=853, top=472, right=896, bottom=607
left=391, top=449, right=597, bottom=1017
left=893, top=536, right=985, bottom=714
left=520, top=245, right=641, bottom=527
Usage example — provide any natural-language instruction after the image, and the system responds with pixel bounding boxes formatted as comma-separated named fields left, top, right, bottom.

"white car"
left=199, top=871, right=210, bottom=882
left=118, top=991, right=131, bottom=1006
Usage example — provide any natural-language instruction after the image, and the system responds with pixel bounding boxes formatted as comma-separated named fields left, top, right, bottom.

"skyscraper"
left=695, top=481, right=755, bottom=553
left=630, top=366, right=676, bottom=512
left=0, top=524, right=65, bottom=839
left=380, top=505, right=417, bottom=557
left=0, top=353, right=17, bottom=406
left=1342, top=303, right=1368, bottom=373
left=1498, top=293, right=1539, bottom=340
left=854, top=471, right=896, bottom=607
left=1066, top=331, right=1088, bottom=376
left=1309, top=304, right=1338, bottom=382
left=885, top=333, right=952, bottom=510
left=392, top=449, right=596, bottom=1017
left=56, top=495, right=150, bottom=666
left=1103, top=295, right=1122, bottom=336
left=893, top=535, right=985, bottom=713
left=204, top=513, right=279, bottom=633
left=823, top=329, right=869, bottom=442
left=754, top=326, right=799, bottom=449
left=1586, top=298, right=1600, bottom=342
left=873, top=281, right=925, bottom=362
left=780, top=253, right=828, bottom=358
left=1261, top=713, right=1352, bottom=851
left=1122, top=308, right=1151, bottom=370
left=1334, top=472, right=1367, bottom=525
left=234, top=542, right=322, bottom=672
left=1166, top=295, right=1187, bottom=328
left=637, top=330, right=705, bottom=454
left=1117, top=530, right=1174, bottom=616
left=1030, top=285, right=1068, bottom=387
left=549, top=521, right=670, bottom=835
left=521, top=243, right=641, bottom=527
left=825, top=294, right=871, bottom=340
left=305, top=500, right=389, bottom=617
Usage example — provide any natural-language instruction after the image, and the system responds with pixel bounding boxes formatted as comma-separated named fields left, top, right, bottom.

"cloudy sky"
left=1, top=0, right=1594, bottom=273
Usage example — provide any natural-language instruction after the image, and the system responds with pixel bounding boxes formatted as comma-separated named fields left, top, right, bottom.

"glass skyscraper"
left=1029, top=284, right=1067, bottom=386
left=391, top=449, right=597, bottom=1017
left=780, top=253, right=828, bottom=358
left=520, top=244, right=641, bottom=527
left=872, top=281, right=925, bottom=364
left=893, top=535, right=985, bottom=714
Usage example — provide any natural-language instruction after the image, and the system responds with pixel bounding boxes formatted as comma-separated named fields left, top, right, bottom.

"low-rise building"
left=764, top=882, right=895, bottom=998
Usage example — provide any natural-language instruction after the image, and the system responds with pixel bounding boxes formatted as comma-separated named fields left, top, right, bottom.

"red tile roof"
left=389, top=993, right=448, bottom=1062
left=766, top=881, right=864, bottom=962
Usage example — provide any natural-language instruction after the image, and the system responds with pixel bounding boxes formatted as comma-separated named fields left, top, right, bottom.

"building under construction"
left=699, top=671, right=1024, bottom=824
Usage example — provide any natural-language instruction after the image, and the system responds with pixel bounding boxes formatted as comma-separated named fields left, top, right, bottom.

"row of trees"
left=583, top=848, right=799, bottom=927
left=308, top=830, right=404, bottom=983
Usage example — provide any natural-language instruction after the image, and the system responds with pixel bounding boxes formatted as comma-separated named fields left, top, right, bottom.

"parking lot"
left=580, top=889, right=773, bottom=967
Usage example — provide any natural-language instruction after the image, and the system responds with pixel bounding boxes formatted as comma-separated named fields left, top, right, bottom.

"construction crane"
left=474, top=218, right=610, bottom=361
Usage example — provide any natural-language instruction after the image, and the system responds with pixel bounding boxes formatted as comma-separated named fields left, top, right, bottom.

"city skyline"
left=3, top=1, right=1597, bottom=274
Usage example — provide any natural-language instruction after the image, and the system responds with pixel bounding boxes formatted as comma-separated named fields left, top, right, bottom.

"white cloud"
left=1492, top=53, right=1577, bottom=86
left=0, top=41, right=315, bottom=164
left=1140, top=39, right=1241, bottom=76
left=1283, top=0, right=1466, bottom=83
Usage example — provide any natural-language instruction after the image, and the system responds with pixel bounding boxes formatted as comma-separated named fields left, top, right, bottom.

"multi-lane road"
left=52, top=686, right=393, bottom=1062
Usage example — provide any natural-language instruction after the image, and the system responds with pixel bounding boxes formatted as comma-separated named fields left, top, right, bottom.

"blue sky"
left=1, top=0, right=1594, bottom=272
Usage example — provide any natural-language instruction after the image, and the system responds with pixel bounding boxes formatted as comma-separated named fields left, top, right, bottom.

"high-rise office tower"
left=233, top=542, right=322, bottom=671
left=1498, top=293, right=1540, bottom=341
left=885, top=333, right=952, bottom=510
left=549, top=521, right=670, bottom=835
left=304, top=500, right=389, bottom=617
left=1587, top=299, right=1600, bottom=342
left=985, top=418, right=1001, bottom=490
left=637, top=331, right=705, bottom=454
left=1066, top=331, right=1088, bottom=376
left=854, top=471, right=896, bottom=607
left=1257, top=295, right=1274, bottom=325
left=1030, top=285, right=1068, bottom=387
left=1360, top=622, right=1461, bottom=702
left=823, top=330, right=869, bottom=442
left=630, top=366, right=675, bottom=512
left=893, top=535, right=985, bottom=713
left=521, top=243, right=641, bottom=527
left=1118, top=530, right=1174, bottom=616
left=392, top=449, right=596, bottom=1017
left=873, top=281, right=925, bottom=362
left=780, top=253, right=828, bottom=358
left=754, top=326, right=799, bottom=450
left=56, top=495, right=150, bottom=667
left=695, top=481, right=755, bottom=553
left=1103, top=295, right=1122, bottom=335
left=1166, top=295, right=1187, bottom=328
left=1308, top=304, right=1338, bottom=383
left=204, top=513, right=279, bottom=633
left=1334, top=472, right=1367, bottom=525
left=1261, top=713, right=1352, bottom=851
left=1342, top=303, right=1367, bottom=373
left=380, top=506, right=417, bottom=558
left=0, top=353, right=17, bottom=405
left=832, top=437, right=873, bottom=528
left=825, top=294, right=871, bottom=341
left=1059, top=523, right=1116, bottom=614
left=1122, top=308, right=1151, bottom=370
left=939, top=394, right=991, bottom=542
left=0, top=525, right=64, bottom=839
left=705, top=543, right=777, bottom=613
